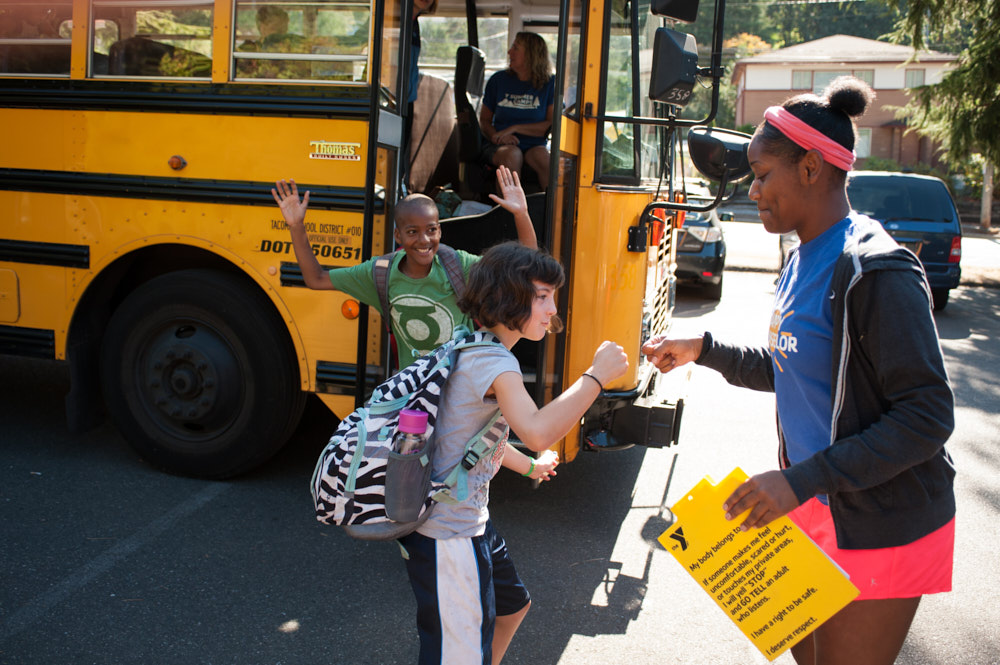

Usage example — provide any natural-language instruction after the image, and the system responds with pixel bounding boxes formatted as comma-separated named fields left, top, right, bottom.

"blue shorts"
left=399, top=520, right=530, bottom=665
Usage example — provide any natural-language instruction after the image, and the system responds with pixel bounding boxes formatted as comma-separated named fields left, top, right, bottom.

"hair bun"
left=824, top=76, right=875, bottom=118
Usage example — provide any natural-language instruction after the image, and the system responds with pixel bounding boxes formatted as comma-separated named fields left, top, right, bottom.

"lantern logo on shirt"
left=390, top=294, right=456, bottom=355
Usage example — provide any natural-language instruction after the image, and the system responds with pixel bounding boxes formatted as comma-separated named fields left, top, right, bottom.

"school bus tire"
left=99, top=268, right=306, bottom=478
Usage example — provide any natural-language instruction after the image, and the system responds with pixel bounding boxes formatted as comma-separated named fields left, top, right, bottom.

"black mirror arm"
left=640, top=173, right=731, bottom=221
left=720, top=180, right=746, bottom=202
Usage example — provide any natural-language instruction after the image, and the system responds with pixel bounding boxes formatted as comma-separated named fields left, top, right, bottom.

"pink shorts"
left=787, top=498, right=954, bottom=601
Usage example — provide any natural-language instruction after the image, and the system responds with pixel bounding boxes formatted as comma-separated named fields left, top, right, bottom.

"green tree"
left=679, top=32, right=770, bottom=128
left=768, top=0, right=898, bottom=47
left=887, top=0, right=1000, bottom=167
left=886, top=0, right=999, bottom=229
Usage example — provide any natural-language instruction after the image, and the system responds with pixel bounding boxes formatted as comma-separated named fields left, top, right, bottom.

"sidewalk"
left=718, top=202, right=1000, bottom=288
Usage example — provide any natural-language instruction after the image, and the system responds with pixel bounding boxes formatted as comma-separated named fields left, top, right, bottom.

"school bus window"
left=233, top=1, right=370, bottom=82
left=378, top=0, right=400, bottom=108
left=0, top=2, right=73, bottom=75
left=601, top=29, right=636, bottom=179
left=91, top=19, right=119, bottom=74
left=599, top=0, right=660, bottom=182
left=416, top=16, right=508, bottom=84
left=92, top=1, right=213, bottom=78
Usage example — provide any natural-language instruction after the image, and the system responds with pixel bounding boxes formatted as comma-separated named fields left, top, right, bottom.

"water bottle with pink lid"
left=396, top=409, right=428, bottom=455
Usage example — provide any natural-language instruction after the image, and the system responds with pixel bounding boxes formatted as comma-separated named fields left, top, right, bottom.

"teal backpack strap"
left=344, top=412, right=370, bottom=496
left=433, top=411, right=506, bottom=504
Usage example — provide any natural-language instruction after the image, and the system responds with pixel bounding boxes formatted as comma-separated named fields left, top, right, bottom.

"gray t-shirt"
left=418, top=344, right=521, bottom=539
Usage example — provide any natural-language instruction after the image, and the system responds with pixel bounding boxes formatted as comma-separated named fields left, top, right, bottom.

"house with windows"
left=731, top=35, right=957, bottom=169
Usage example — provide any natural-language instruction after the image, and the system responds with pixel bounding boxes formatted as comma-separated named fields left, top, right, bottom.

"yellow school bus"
left=0, top=0, right=741, bottom=477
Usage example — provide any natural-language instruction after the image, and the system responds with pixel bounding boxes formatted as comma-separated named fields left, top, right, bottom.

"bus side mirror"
left=688, top=126, right=753, bottom=184
left=648, top=28, right=699, bottom=107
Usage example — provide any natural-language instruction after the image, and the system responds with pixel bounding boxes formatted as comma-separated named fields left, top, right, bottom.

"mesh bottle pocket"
left=385, top=451, right=433, bottom=522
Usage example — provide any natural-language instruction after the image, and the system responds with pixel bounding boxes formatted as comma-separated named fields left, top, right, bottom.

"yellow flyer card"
left=658, top=468, right=859, bottom=661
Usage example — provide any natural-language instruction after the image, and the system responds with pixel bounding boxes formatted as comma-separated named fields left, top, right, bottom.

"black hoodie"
left=698, top=214, right=955, bottom=549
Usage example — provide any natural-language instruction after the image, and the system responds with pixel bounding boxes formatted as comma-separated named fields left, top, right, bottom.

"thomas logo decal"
left=309, top=141, right=361, bottom=161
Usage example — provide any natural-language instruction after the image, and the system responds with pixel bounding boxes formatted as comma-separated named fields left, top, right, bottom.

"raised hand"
left=271, top=179, right=309, bottom=229
left=488, top=165, right=527, bottom=217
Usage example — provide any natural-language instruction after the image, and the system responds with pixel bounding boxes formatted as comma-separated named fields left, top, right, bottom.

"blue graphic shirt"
left=483, top=70, right=555, bottom=151
left=771, top=215, right=854, bottom=470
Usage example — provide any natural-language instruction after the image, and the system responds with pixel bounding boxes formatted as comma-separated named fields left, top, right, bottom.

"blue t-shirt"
left=771, top=215, right=855, bottom=470
left=483, top=69, right=555, bottom=151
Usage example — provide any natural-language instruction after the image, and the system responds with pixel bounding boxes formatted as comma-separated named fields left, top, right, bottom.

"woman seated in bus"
left=478, top=32, right=555, bottom=190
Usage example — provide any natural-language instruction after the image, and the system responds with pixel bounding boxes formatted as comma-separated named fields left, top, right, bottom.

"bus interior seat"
left=455, top=45, right=485, bottom=162
left=1, top=43, right=71, bottom=74
left=92, top=51, right=109, bottom=75
left=453, top=45, right=493, bottom=201
left=408, top=73, right=459, bottom=195
left=108, top=37, right=210, bottom=77
left=108, top=37, right=175, bottom=75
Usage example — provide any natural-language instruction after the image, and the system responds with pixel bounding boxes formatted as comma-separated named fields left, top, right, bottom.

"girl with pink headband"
left=642, top=76, right=955, bottom=665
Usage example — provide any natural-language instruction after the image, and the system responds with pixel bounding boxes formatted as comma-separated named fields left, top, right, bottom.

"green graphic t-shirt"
left=328, top=249, right=480, bottom=368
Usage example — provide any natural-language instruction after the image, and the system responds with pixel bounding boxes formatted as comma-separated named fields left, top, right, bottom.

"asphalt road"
left=2, top=272, right=999, bottom=665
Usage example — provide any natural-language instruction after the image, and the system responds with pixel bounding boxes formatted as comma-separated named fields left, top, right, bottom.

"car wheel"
left=704, top=274, right=723, bottom=301
left=931, top=288, right=950, bottom=312
left=100, top=269, right=306, bottom=478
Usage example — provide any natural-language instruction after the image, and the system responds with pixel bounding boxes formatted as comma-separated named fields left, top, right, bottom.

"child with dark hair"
left=400, top=241, right=628, bottom=665
left=643, top=77, right=955, bottom=665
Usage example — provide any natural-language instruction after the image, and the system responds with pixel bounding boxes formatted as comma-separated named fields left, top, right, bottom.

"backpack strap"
left=432, top=410, right=507, bottom=505
left=344, top=409, right=371, bottom=496
left=372, top=250, right=397, bottom=332
left=435, top=244, right=467, bottom=302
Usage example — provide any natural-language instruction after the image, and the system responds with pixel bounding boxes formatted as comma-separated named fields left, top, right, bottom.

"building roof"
left=736, top=34, right=956, bottom=66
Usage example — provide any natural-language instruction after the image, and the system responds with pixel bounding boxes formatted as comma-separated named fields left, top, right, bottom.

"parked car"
left=675, top=197, right=727, bottom=301
left=778, top=171, right=962, bottom=311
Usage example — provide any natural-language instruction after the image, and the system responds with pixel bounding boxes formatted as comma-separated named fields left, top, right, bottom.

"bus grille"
left=649, top=230, right=675, bottom=335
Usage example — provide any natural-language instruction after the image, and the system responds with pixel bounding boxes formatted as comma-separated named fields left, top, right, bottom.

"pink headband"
left=763, top=106, right=856, bottom=172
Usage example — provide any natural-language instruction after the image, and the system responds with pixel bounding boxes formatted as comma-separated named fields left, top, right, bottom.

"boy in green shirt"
left=272, top=166, right=537, bottom=368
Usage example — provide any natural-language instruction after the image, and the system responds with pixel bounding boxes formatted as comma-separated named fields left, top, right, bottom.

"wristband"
left=582, top=372, right=604, bottom=391
left=521, top=458, right=536, bottom=477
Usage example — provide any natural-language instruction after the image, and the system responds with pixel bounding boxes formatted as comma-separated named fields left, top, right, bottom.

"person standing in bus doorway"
left=479, top=32, right=555, bottom=191
left=642, top=77, right=955, bottom=665
left=271, top=165, right=537, bottom=370
left=399, top=241, right=628, bottom=665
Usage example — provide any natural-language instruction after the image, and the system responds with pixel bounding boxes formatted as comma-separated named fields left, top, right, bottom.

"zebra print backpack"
left=310, top=329, right=509, bottom=541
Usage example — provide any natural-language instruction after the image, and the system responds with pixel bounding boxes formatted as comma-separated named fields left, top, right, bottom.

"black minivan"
left=847, top=171, right=963, bottom=311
